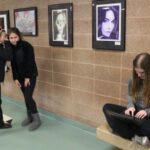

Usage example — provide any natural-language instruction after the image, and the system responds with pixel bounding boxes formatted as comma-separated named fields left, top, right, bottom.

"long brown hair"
left=131, top=53, right=150, bottom=106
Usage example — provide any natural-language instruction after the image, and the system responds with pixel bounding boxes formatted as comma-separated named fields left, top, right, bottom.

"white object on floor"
left=3, top=114, right=13, bottom=124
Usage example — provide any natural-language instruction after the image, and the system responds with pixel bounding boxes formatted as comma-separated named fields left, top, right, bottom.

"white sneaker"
left=132, top=135, right=150, bottom=147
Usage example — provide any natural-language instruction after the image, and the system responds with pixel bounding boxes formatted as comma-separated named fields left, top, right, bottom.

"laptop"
left=106, top=110, right=147, bottom=126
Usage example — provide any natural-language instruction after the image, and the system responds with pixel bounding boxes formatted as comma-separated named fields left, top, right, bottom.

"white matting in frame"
left=92, top=0, right=126, bottom=51
left=52, top=9, right=68, bottom=44
left=14, top=7, right=38, bottom=36
left=0, top=11, right=10, bottom=33
left=48, top=3, right=73, bottom=47
left=96, top=3, right=121, bottom=42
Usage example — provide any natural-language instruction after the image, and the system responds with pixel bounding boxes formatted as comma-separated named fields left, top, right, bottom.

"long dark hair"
left=8, top=27, right=23, bottom=41
left=98, top=6, right=119, bottom=39
left=132, top=53, right=150, bottom=105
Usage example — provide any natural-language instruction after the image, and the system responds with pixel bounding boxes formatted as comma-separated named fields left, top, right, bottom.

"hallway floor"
left=1, top=97, right=117, bottom=150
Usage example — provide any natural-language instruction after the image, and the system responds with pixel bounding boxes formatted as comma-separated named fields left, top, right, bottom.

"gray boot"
left=21, top=111, right=33, bottom=127
left=29, top=113, right=41, bottom=131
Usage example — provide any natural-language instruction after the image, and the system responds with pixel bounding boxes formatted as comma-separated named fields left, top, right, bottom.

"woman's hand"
left=15, top=80, right=21, bottom=87
left=24, top=78, right=30, bottom=87
left=125, top=107, right=135, bottom=116
left=135, top=110, right=147, bottom=119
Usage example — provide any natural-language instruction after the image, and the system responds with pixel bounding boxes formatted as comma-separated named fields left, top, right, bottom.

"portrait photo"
left=48, top=3, right=73, bottom=47
left=0, top=11, right=10, bottom=33
left=92, top=0, right=126, bottom=51
left=14, top=7, right=38, bottom=36
left=96, top=4, right=120, bottom=41
left=52, top=9, right=68, bottom=42
left=0, top=18, right=4, bottom=29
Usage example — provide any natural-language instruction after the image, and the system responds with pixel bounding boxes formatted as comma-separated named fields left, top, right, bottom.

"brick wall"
left=1, top=0, right=150, bottom=127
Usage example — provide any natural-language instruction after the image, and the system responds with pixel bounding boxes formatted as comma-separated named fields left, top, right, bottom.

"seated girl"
left=103, top=53, right=150, bottom=147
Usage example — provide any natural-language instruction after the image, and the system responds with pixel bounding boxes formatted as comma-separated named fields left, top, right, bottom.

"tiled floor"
left=0, top=97, right=117, bottom=150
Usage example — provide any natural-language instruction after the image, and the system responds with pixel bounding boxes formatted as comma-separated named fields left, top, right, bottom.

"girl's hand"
left=15, top=80, right=21, bottom=87
left=24, top=78, right=30, bottom=87
left=135, top=110, right=147, bottom=119
left=125, top=107, right=135, bottom=116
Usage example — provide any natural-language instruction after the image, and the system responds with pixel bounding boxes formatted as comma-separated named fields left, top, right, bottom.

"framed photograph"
left=92, top=0, right=126, bottom=50
left=48, top=3, right=73, bottom=47
left=14, top=7, right=38, bottom=36
left=0, top=11, right=10, bottom=33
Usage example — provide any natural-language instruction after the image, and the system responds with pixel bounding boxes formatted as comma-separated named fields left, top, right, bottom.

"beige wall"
left=1, top=0, right=150, bottom=127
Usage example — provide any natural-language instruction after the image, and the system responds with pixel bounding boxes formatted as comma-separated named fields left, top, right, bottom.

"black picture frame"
left=14, top=7, right=38, bottom=36
left=92, top=0, right=126, bottom=51
left=0, top=10, right=10, bottom=33
left=48, top=3, right=73, bottom=47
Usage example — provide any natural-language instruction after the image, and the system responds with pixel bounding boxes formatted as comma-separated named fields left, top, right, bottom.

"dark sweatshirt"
left=0, top=41, right=12, bottom=82
left=10, top=40, right=38, bottom=80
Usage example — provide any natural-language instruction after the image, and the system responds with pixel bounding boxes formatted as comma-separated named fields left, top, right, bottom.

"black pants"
left=19, top=76, right=38, bottom=114
left=103, top=103, right=150, bottom=139
left=0, top=84, right=4, bottom=125
left=0, top=106, right=3, bottom=125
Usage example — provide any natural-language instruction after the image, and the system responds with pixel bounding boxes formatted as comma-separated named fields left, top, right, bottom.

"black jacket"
left=10, top=40, right=38, bottom=80
left=0, top=41, right=12, bottom=82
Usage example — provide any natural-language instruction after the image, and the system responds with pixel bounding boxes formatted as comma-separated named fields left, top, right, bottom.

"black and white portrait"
left=96, top=4, right=121, bottom=41
left=0, top=10, right=10, bottom=33
left=92, top=0, right=126, bottom=50
left=52, top=9, right=68, bottom=42
left=48, top=3, right=73, bottom=47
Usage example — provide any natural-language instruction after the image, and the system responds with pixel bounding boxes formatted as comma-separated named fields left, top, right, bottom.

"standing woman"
left=0, top=29, right=12, bottom=129
left=8, top=27, right=41, bottom=131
